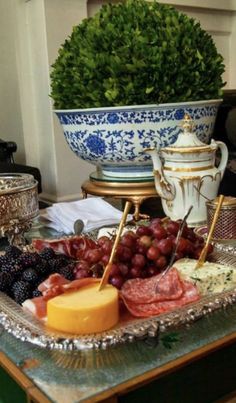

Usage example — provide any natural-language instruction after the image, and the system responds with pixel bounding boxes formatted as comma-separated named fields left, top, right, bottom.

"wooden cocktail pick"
left=98, top=201, right=132, bottom=291
left=195, top=194, right=224, bottom=269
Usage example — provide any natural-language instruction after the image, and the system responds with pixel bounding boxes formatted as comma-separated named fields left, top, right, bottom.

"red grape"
left=118, top=263, right=129, bottom=277
left=156, top=238, right=173, bottom=256
left=135, top=243, right=148, bottom=255
left=155, top=255, right=167, bottom=269
left=146, top=245, right=161, bottom=260
left=130, top=266, right=142, bottom=278
left=120, top=234, right=136, bottom=250
left=75, top=268, right=92, bottom=279
left=192, top=247, right=202, bottom=260
left=138, top=235, right=152, bottom=248
left=101, top=239, right=113, bottom=254
left=165, top=220, right=180, bottom=236
left=70, top=217, right=214, bottom=290
left=124, top=230, right=137, bottom=238
left=117, top=245, right=133, bottom=262
left=207, top=243, right=214, bottom=255
left=97, top=236, right=110, bottom=246
left=149, top=218, right=162, bottom=227
left=74, top=260, right=90, bottom=272
left=136, top=225, right=152, bottom=236
left=175, top=237, right=189, bottom=254
left=109, top=275, right=124, bottom=289
left=101, top=254, right=110, bottom=266
left=109, top=263, right=121, bottom=276
left=131, top=253, right=146, bottom=269
left=152, top=225, right=167, bottom=240
left=84, top=248, right=103, bottom=264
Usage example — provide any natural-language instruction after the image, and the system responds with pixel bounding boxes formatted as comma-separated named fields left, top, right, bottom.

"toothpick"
left=98, top=201, right=132, bottom=291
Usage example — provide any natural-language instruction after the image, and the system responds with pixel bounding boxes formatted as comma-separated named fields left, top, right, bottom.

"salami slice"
left=121, top=280, right=200, bottom=318
left=121, top=268, right=184, bottom=304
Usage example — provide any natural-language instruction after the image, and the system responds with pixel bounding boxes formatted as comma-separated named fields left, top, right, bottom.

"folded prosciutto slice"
left=120, top=268, right=200, bottom=318
left=22, top=274, right=100, bottom=320
left=32, top=235, right=97, bottom=259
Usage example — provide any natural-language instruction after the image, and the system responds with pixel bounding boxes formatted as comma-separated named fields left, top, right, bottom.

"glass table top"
left=1, top=301, right=236, bottom=402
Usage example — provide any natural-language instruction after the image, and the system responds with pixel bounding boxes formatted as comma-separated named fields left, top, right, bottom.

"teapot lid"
left=163, top=114, right=215, bottom=153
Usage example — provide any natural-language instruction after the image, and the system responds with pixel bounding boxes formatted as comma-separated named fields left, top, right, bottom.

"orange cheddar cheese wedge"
left=47, top=283, right=119, bottom=334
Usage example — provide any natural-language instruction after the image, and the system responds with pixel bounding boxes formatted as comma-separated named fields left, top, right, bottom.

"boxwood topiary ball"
left=50, top=0, right=225, bottom=109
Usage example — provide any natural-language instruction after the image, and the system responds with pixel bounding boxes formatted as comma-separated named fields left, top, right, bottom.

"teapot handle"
left=216, top=141, right=228, bottom=178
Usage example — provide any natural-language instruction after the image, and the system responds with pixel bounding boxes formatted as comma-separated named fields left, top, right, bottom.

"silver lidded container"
left=206, top=196, right=236, bottom=240
left=0, top=173, right=39, bottom=246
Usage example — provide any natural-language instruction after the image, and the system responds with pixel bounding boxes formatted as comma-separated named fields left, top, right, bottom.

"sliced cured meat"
left=121, top=280, right=200, bottom=318
left=23, top=276, right=101, bottom=320
left=22, top=296, right=47, bottom=320
left=32, top=235, right=97, bottom=259
left=38, top=273, right=70, bottom=292
left=38, top=273, right=99, bottom=300
left=62, top=277, right=100, bottom=291
left=70, top=237, right=97, bottom=259
left=121, top=268, right=184, bottom=304
left=32, top=237, right=71, bottom=256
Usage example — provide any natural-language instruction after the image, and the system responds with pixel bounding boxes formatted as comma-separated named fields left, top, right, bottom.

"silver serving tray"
left=1, top=246, right=236, bottom=351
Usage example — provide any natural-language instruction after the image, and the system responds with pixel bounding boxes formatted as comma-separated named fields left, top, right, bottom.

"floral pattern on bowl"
left=55, top=100, right=221, bottom=178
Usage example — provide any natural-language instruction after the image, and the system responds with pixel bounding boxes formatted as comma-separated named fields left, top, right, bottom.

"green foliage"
left=50, top=0, right=225, bottom=109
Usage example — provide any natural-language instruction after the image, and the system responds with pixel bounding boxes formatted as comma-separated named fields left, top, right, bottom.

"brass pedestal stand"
left=81, top=171, right=158, bottom=221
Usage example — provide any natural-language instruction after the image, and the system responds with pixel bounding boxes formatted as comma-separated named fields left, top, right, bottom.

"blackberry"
left=21, top=268, right=39, bottom=285
left=1, top=261, right=22, bottom=281
left=55, top=253, right=72, bottom=263
left=39, top=247, right=56, bottom=261
left=17, top=252, right=40, bottom=269
left=49, top=257, right=68, bottom=272
left=11, top=280, right=32, bottom=304
left=58, top=264, right=75, bottom=281
left=32, top=289, right=42, bottom=298
left=35, top=259, right=50, bottom=276
left=0, top=272, right=12, bottom=292
left=0, top=254, right=9, bottom=267
left=5, top=245, right=22, bottom=259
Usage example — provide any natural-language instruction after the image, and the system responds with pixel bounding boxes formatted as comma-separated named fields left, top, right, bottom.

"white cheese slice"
left=174, top=258, right=236, bottom=295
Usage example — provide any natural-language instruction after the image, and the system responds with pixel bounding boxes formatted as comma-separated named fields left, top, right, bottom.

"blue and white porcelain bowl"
left=55, top=99, right=221, bottom=178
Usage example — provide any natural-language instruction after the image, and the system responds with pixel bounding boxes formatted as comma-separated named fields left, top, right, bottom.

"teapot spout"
left=145, top=147, right=175, bottom=201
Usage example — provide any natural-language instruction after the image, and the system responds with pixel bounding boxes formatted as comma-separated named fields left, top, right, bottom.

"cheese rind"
left=175, top=258, right=236, bottom=295
left=47, top=283, right=119, bottom=334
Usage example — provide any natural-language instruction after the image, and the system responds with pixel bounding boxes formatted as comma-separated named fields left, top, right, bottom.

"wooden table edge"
left=81, top=330, right=236, bottom=403
left=0, top=351, right=50, bottom=403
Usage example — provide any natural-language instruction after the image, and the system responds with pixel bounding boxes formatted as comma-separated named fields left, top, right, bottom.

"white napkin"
left=40, top=197, right=133, bottom=234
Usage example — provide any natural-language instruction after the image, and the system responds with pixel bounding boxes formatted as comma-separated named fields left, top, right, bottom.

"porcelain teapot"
left=146, top=114, right=228, bottom=226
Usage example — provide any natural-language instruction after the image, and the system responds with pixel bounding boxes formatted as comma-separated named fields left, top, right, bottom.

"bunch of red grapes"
left=73, top=218, right=213, bottom=289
